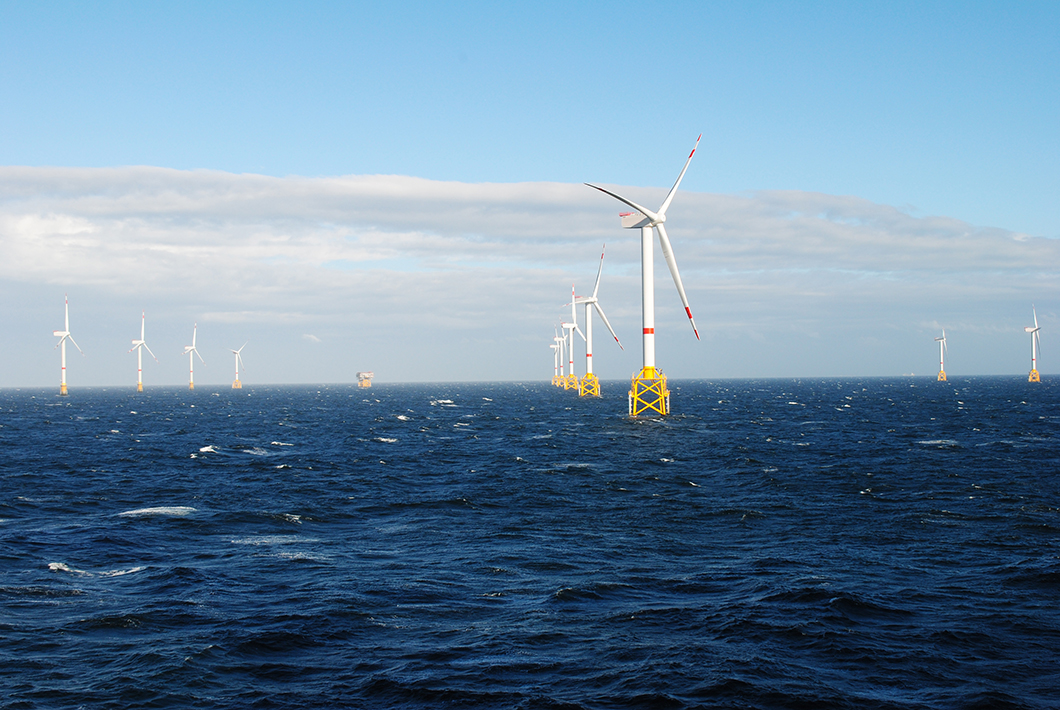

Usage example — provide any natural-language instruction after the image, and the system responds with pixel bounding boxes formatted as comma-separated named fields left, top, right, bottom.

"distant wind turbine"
left=1025, top=307, right=1042, bottom=382
left=52, top=294, right=83, bottom=396
left=553, top=329, right=566, bottom=386
left=183, top=323, right=205, bottom=390
left=561, top=285, right=585, bottom=390
left=571, top=245, right=623, bottom=397
left=129, top=310, right=157, bottom=392
left=230, top=343, right=247, bottom=389
left=935, top=329, right=947, bottom=382
left=550, top=340, right=560, bottom=383
left=586, top=135, right=701, bottom=415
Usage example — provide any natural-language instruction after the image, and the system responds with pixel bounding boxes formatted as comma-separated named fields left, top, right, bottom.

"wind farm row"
left=52, top=296, right=247, bottom=394
left=44, top=135, right=1046, bottom=408
left=550, top=136, right=1047, bottom=416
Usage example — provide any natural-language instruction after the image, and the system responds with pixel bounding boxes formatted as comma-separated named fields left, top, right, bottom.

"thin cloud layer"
left=1, top=166, right=1055, bottom=384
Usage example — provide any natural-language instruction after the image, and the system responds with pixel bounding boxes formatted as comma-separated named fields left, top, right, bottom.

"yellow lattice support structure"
left=629, top=366, right=669, bottom=416
left=579, top=373, right=600, bottom=397
left=232, top=379, right=242, bottom=389
left=60, top=383, right=68, bottom=396
left=1029, top=369, right=1040, bottom=383
left=552, top=375, right=564, bottom=386
left=937, top=370, right=947, bottom=382
left=563, top=373, right=579, bottom=390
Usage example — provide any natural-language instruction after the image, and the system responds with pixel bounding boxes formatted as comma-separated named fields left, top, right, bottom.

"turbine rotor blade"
left=592, top=244, right=606, bottom=298
left=658, top=134, right=701, bottom=217
left=655, top=222, right=700, bottom=340
left=593, top=301, right=623, bottom=350
left=584, top=184, right=660, bottom=224
left=144, top=343, right=158, bottom=362
left=68, top=335, right=84, bottom=356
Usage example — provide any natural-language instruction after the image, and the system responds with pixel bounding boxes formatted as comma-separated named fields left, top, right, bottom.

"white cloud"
left=1, top=166, right=1056, bottom=385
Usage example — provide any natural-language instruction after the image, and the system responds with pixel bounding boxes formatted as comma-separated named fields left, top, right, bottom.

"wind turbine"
left=129, top=310, right=157, bottom=392
left=52, top=294, right=83, bottom=396
left=1025, top=306, right=1042, bottom=382
left=230, top=342, right=247, bottom=389
left=586, top=135, right=701, bottom=415
left=550, top=340, right=560, bottom=383
left=552, top=329, right=566, bottom=386
left=183, top=323, right=205, bottom=390
left=571, top=245, right=623, bottom=397
left=560, top=285, right=584, bottom=390
left=934, top=329, right=947, bottom=382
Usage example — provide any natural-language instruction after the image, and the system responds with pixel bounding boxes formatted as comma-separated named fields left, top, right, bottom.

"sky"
left=1, top=1, right=1058, bottom=387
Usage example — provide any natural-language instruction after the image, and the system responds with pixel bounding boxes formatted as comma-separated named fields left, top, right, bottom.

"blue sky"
left=1, top=2, right=1058, bottom=386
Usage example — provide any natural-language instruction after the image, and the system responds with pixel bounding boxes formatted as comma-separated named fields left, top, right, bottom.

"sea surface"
left=1, top=378, right=1058, bottom=709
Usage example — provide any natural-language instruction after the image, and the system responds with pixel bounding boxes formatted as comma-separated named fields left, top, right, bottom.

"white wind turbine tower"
left=183, top=323, right=205, bottom=390
left=571, top=245, right=623, bottom=397
left=129, top=310, right=157, bottom=392
left=230, top=343, right=247, bottom=389
left=934, top=329, right=947, bottom=382
left=1025, top=306, right=1042, bottom=382
left=550, top=340, right=560, bottom=382
left=561, top=285, right=585, bottom=390
left=586, top=135, right=701, bottom=416
left=52, top=294, right=83, bottom=396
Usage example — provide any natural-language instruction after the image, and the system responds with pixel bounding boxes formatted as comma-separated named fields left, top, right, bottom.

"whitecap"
left=199, top=445, right=217, bottom=453
left=271, top=441, right=293, bottom=446
left=242, top=447, right=269, bottom=456
left=98, top=566, right=146, bottom=578
left=118, top=506, right=197, bottom=517
left=231, top=534, right=311, bottom=546
left=49, top=562, right=90, bottom=575
left=374, top=437, right=398, bottom=443
left=917, top=439, right=959, bottom=447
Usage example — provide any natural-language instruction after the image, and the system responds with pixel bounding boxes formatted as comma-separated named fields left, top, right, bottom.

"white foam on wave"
left=230, top=534, right=313, bottom=546
left=50, top=561, right=146, bottom=577
left=374, top=437, right=398, bottom=443
left=199, top=445, right=218, bottom=453
left=118, top=506, right=197, bottom=517
left=271, top=441, right=293, bottom=446
left=396, top=415, right=411, bottom=421
left=99, top=566, right=146, bottom=577
left=49, top=562, right=90, bottom=575
left=918, top=439, right=959, bottom=447
left=243, top=447, right=269, bottom=456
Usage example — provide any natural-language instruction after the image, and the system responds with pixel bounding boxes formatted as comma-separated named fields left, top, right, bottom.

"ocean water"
left=1, top=378, right=1058, bottom=709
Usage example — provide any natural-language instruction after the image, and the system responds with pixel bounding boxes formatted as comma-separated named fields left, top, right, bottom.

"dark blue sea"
left=2, top=378, right=1058, bottom=709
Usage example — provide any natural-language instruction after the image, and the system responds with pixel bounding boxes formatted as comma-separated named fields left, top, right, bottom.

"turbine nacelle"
left=621, top=210, right=655, bottom=229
